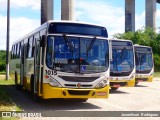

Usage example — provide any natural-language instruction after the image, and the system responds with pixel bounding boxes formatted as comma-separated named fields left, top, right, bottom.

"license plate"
left=113, top=84, right=121, bottom=87
left=97, top=92, right=107, bottom=96
left=138, top=80, right=143, bottom=82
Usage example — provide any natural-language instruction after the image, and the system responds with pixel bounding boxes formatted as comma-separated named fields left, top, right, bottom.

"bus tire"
left=111, top=87, right=119, bottom=91
left=30, top=74, right=34, bottom=95
left=15, top=71, right=20, bottom=90
left=77, top=98, right=88, bottom=102
left=65, top=98, right=88, bottom=102
left=135, top=82, right=138, bottom=86
left=30, top=74, right=41, bottom=102
left=72, top=98, right=88, bottom=102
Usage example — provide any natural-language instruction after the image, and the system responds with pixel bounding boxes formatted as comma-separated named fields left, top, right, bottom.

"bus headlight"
left=95, top=79, right=109, bottom=88
left=130, top=73, right=135, bottom=79
left=48, top=78, right=62, bottom=87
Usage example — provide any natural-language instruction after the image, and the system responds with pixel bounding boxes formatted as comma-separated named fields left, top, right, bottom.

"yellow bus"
left=134, top=45, right=154, bottom=85
left=109, top=39, right=135, bottom=91
left=10, top=21, right=110, bottom=101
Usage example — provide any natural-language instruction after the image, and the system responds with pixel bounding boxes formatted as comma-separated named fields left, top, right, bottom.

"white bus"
left=110, top=39, right=135, bottom=91
left=134, top=45, right=154, bottom=85
left=10, top=21, right=110, bottom=101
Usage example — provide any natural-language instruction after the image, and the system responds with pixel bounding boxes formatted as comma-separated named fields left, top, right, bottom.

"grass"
left=0, top=87, right=21, bottom=111
left=154, top=72, right=160, bottom=78
left=0, top=79, right=15, bottom=85
left=0, top=71, right=6, bottom=75
left=0, top=75, right=21, bottom=112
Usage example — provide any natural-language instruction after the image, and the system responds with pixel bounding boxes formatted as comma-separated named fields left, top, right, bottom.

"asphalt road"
left=1, top=77, right=160, bottom=119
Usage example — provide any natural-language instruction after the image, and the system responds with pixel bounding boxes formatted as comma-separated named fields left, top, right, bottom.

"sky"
left=1, top=0, right=160, bottom=50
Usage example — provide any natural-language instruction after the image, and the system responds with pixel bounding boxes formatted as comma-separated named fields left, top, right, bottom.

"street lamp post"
left=6, top=0, right=10, bottom=80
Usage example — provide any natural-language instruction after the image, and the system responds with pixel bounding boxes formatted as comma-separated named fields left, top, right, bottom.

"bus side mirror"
left=40, top=35, right=46, bottom=47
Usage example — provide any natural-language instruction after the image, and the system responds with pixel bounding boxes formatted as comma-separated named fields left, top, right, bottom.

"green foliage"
left=0, top=50, right=6, bottom=61
left=154, top=72, right=160, bottom=77
left=153, top=54, right=160, bottom=72
left=0, top=61, right=5, bottom=71
left=0, top=50, right=6, bottom=72
left=113, top=27, right=160, bottom=72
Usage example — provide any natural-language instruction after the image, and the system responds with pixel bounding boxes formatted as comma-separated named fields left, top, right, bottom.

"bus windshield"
left=135, top=48, right=153, bottom=73
left=110, top=41, right=134, bottom=75
left=46, top=36, right=109, bottom=73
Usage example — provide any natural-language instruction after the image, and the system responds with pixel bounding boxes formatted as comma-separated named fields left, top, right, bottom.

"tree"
left=0, top=50, right=6, bottom=72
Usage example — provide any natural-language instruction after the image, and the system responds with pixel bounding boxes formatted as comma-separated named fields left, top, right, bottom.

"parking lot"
left=0, top=77, right=159, bottom=120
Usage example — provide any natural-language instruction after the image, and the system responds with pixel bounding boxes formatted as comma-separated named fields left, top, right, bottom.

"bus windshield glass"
left=110, top=41, right=134, bottom=73
left=135, top=47, right=153, bottom=72
left=46, top=36, right=109, bottom=73
left=48, top=23, right=108, bottom=37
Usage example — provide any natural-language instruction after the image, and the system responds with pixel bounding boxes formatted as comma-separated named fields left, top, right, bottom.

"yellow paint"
left=148, top=75, right=153, bottom=82
left=23, top=76, right=31, bottom=91
left=42, top=84, right=109, bottom=99
left=136, top=75, right=153, bottom=82
left=38, top=82, right=43, bottom=96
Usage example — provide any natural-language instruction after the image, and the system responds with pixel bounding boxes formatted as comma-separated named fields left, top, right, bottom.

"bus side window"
left=27, top=37, right=33, bottom=58
left=16, top=43, right=20, bottom=58
left=15, top=44, right=18, bottom=59
left=13, top=45, right=15, bottom=59
left=40, top=29, right=46, bottom=65
left=32, top=36, right=35, bottom=57
left=24, top=38, right=29, bottom=58
left=19, top=42, right=22, bottom=58
left=11, top=46, right=14, bottom=59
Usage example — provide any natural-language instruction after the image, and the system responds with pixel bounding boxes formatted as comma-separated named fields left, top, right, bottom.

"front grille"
left=136, top=78, right=148, bottom=81
left=136, top=70, right=152, bottom=74
left=81, top=85, right=92, bottom=87
left=59, top=76, right=99, bottom=82
left=110, top=82, right=127, bottom=86
left=64, top=84, right=92, bottom=87
left=110, top=71, right=132, bottom=76
left=65, top=84, right=76, bottom=87
left=68, top=90, right=90, bottom=95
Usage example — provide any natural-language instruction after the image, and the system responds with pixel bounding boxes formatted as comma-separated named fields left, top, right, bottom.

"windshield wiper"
left=63, top=34, right=74, bottom=53
left=63, top=34, right=76, bottom=60
left=86, top=37, right=96, bottom=57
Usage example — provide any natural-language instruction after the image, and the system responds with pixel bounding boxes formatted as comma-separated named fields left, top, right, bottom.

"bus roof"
left=109, top=38, right=133, bottom=42
left=47, top=20, right=106, bottom=27
left=12, top=20, right=107, bottom=45
left=133, top=44, right=152, bottom=49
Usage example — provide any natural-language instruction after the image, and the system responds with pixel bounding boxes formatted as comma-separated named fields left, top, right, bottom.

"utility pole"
left=6, top=0, right=10, bottom=80
left=61, top=0, right=75, bottom=20
left=41, top=0, right=53, bottom=24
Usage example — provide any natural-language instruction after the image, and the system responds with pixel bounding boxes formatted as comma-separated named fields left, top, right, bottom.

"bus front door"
left=20, top=41, right=24, bottom=86
left=34, top=39, right=43, bottom=97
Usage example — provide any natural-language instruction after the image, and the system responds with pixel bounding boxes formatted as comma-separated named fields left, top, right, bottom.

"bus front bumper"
left=42, top=84, right=109, bottom=99
left=135, top=75, right=153, bottom=83
left=110, top=78, right=135, bottom=88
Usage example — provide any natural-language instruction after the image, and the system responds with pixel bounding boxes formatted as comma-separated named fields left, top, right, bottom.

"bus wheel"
left=111, top=87, right=119, bottom=91
left=135, top=82, right=138, bottom=86
left=73, top=98, right=88, bottom=102
left=77, top=98, right=88, bottom=102
left=15, top=71, right=20, bottom=90
left=65, top=98, right=88, bottom=102
left=30, top=74, right=41, bottom=102
left=30, top=74, right=34, bottom=95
